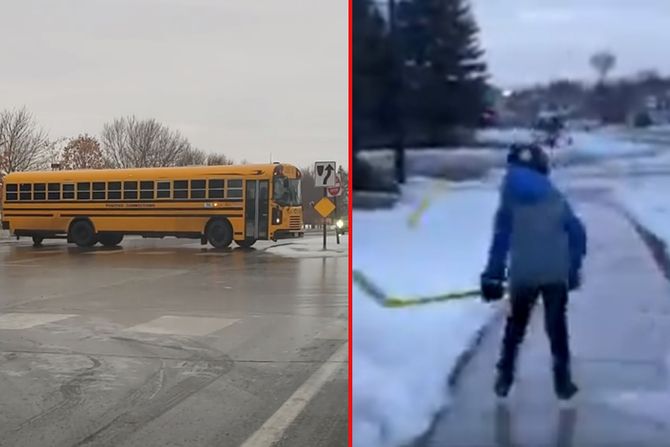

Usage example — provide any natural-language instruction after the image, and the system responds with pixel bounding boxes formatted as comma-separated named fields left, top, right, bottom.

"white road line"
left=0, top=313, right=76, bottom=330
left=125, top=315, right=239, bottom=336
left=240, top=342, right=348, bottom=447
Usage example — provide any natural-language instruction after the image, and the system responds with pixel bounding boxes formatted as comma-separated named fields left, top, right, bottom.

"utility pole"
left=388, top=0, right=405, bottom=184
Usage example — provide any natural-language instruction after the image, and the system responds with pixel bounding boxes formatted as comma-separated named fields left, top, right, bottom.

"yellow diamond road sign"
left=314, top=197, right=336, bottom=218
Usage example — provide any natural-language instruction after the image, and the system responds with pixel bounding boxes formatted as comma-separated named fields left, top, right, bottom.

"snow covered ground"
left=615, top=176, right=670, bottom=254
left=353, top=178, right=500, bottom=447
left=265, top=234, right=348, bottom=258
left=475, top=127, right=535, bottom=147
left=357, top=128, right=660, bottom=184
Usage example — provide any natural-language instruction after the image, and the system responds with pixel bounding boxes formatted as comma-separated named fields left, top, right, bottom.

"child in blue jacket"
left=481, top=143, right=587, bottom=400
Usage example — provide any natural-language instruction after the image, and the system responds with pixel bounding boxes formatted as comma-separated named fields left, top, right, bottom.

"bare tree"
left=0, top=107, right=50, bottom=172
left=101, top=116, right=192, bottom=168
left=590, top=51, right=616, bottom=84
left=177, top=147, right=207, bottom=166
left=206, top=153, right=234, bottom=166
left=61, top=134, right=106, bottom=169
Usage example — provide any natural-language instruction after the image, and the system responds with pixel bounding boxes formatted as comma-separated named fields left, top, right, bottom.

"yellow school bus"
left=0, top=163, right=304, bottom=248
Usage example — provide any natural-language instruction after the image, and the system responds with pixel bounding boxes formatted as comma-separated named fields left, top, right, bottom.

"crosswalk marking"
left=124, top=315, right=239, bottom=336
left=0, top=313, right=76, bottom=330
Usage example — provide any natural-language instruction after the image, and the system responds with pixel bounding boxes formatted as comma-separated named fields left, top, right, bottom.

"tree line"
left=353, top=0, right=489, bottom=150
left=505, top=64, right=670, bottom=126
left=0, top=107, right=240, bottom=174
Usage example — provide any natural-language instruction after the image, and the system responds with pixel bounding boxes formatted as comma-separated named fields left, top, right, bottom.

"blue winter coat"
left=485, top=166, right=587, bottom=288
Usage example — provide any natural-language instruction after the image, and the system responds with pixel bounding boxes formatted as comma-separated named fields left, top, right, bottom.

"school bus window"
left=108, top=182, right=121, bottom=200
left=191, top=179, right=206, bottom=199
left=123, top=181, right=138, bottom=200
left=34, top=183, right=46, bottom=200
left=6, top=184, right=18, bottom=201
left=48, top=183, right=60, bottom=200
left=208, top=179, right=224, bottom=199
left=19, top=184, right=32, bottom=201
left=93, top=182, right=106, bottom=200
left=174, top=180, right=188, bottom=199
left=157, top=181, right=171, bottom=199
left=63, top=184, right=75, bottom=200
left=227, top=179, right=243, bottom=198
left=77, top=182, right=91, bottom=200
left=140, top=181, right=154, bottom=200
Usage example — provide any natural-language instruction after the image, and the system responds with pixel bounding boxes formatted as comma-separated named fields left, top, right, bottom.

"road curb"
left=624, top=212, right=670, bottom=281
left=447, top=306, right=505, bottom=388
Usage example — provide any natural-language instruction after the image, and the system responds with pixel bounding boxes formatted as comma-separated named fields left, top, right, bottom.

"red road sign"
left=327, top=176, right=342, bottom=197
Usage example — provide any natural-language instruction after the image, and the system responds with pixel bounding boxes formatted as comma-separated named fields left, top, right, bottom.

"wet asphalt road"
left=0, top=236, right=348, bottom=447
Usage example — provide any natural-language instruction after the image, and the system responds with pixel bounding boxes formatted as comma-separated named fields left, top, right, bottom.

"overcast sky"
left=471, top=0, right=670, bottom=88
left=0, top=0, right=346, bottom=169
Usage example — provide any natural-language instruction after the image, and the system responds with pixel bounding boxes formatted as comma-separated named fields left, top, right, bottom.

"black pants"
left=497, top=283, right=572, bottom=388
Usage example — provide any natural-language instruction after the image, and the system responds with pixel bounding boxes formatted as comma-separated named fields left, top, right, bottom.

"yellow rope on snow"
left=407, top=182, right=450, bottom=229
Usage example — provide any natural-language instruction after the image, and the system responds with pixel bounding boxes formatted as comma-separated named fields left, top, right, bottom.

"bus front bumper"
left=273, top=230, right=304, bottom=241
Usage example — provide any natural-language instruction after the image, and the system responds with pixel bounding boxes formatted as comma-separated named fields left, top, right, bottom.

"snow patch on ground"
left=353, top=179, right=499, bottom=447
left=615, top=176, right=670, bottom=252
left=353, top=286, right=497, bottom=447
left=559, top=132, right=658, bottom=162
left=476, top=128, right=535, bottom=146
left=266, top=234, right=348, bottom=258
left=357, top=129, right=659, bottom=185
left=355, top=179, right=499, bottom=297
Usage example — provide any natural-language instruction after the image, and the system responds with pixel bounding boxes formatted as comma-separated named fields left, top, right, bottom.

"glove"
left=480, top=273, right=505, bottom=302
left=568, top=269, right=581, bottom=291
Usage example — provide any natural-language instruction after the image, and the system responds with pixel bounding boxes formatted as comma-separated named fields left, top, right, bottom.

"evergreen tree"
left=353, top=0, right=393, bottom=151
left=398, top=0, right=488, bottom=142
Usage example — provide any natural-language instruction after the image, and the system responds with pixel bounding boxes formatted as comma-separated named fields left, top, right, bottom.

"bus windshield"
left=273, top=177, right=301, bottom=206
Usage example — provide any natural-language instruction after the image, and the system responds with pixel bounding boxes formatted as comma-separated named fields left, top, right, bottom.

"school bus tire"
left=69, top=219, right=97, bottom=248
left=205, top=218, right=233, bottom=249
left=99, top=233, right=124, bottom=247
left=32, top=236, right=44, bottom=247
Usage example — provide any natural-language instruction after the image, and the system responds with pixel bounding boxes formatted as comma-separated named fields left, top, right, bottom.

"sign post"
left=314, top=161, right=337, bottom=250
left=327, top=176, right=343, bottom=245
left=323, top=189, right=327, bottom=250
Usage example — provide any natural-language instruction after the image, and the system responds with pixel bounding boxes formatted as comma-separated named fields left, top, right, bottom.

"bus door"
left=245, top=180, right=269, bottom=239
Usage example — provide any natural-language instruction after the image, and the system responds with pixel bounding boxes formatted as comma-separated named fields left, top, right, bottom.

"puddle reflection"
left=494, top=403, right=577, bottom=447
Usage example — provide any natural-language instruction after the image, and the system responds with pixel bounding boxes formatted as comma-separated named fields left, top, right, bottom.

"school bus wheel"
left=235, top=238, right=256, bottom=249
left=205, top=218, right=233, bottom=249
left=32, top=236, right=44, bottom=247
left=99, top=233, right=124, bottom=247
left=68, top=219, right=97, bottom=248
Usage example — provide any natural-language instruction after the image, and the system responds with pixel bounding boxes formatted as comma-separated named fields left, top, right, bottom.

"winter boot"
left=494, top=370, right=514, bottom=398
left=554, top=368, right=579, bottom=400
